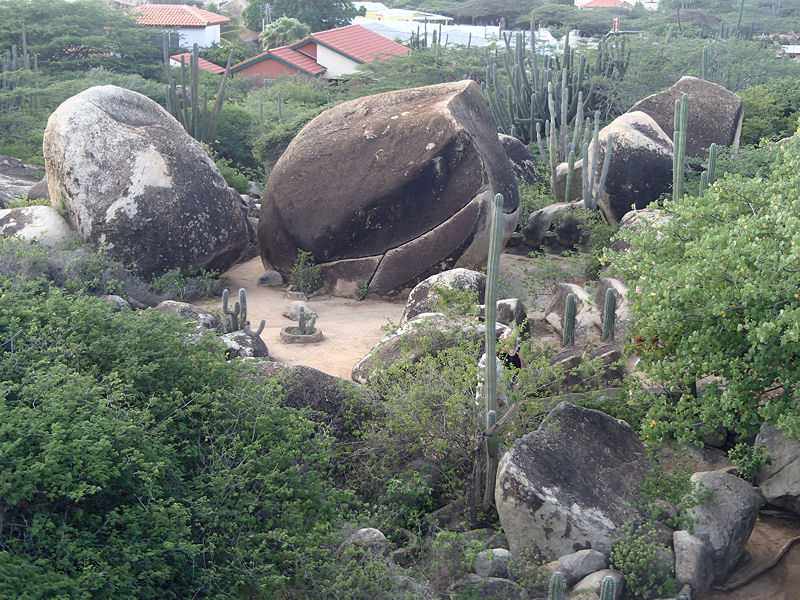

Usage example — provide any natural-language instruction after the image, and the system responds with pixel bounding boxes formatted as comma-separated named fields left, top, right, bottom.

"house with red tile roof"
left=578, top=0, right=634, bottom=8
left=132, top=4, right=230, bottom=48
left=169, top=53, right=226, bottom=74
left=231, top=24, right=408, bottom=85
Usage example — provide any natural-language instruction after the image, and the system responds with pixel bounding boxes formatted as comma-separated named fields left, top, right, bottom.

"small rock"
left=220, top=330, right=269, bottom=359
left=390, top=547, right=415, bottom=567
left=258, top=269, right=283, bottom=287
left=571, top=569, right=624, bottom=600
left=474, top=548, right=514, bottom=579
left=446, top=574, right=528, bottom=600
left=557, top=549, right=607, bottom=586
left=282, top=300, right=315, bottom=320
left=340, top=527, right=388, bottom=555
left=102, top=294, right=131, bottom=311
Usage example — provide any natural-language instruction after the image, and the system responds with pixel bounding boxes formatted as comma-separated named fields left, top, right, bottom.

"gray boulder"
left=673, top=530, right=713, bottom=598
left=400, top=268, right=486, bottom=324
left=494, top=298, right=528, bottom=330
left=0, top=155, right=43, bottom=207
left=544, top=283, right=602, bottom=342
left=521, top=201, right=585, bottom=251
left=498, top=133, right=541, bottom=185
left=755, top=423, right=800, bottom=515
left=219, top=330, right=269, bottom=359
left=0, top=206, right=75, bottom=246
left=588, top=111, right=674, bottom=224
left=340, top=527, right=388, bottom=555
left=257, top=269, right=283, bottom=287
left=686, top=471, right=763, bottom=584
left=282, top=300, right=315, bottom=321
left=496, top=402, right=653, bottom=560
left=572, top=569, right=624, bottom=600
left=628, top=76, right=744, bottom=157
left=259, top=81, right=519, bottom=298
left=473, top=548, right=515, bottom=579
left=557, top=549, right=607, bottom=586
left=446, top=574, right=528, bottom=600
left=26, top=178, right=50, bottom=202
left=43, top=85, right=249, bottom=279
left=153, top=300, right=223, bottom=332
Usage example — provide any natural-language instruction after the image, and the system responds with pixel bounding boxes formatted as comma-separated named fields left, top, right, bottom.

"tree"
left=270, top=0, right=358, bottom=32
left=605, top=138, right=800, bottom=442
left=259, top=16, right=311, bottom=48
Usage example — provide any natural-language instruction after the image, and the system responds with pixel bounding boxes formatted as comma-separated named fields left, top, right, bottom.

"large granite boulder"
left=587, top=111, right=674, bottom=224
left=259, top=81, right=519, bottom=298
left=496, top=402, right=653, bottom=559
left=0, top=206, right=75, bottom=246
left=498, top=133, right=541, bottom=185
left=755, top=423, right=800, bottom=515
left=628, top=76, right=744, bottom=157
left=400, top=268, right=486, bottom=324
left=43, top=85, right=249, bottom=279
left=0, top=155, right=44, bottom=207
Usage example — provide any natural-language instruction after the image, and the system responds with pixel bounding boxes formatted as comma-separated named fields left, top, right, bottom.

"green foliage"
left=728, top=442, right=772, bottom=482
left=609, top=524, right=678, bottom=600
left=739, top=78, right=800, bottom=145
left=259, top=16, right=311, bottom=49
left=4, top=195, right=48, bottom=208
left=634, top=462, right=708, bottom=530
left=517, top=164, right=554, bottom=226
left=212, top=103, right=259, bottom=169
left=0, top=278, right=351, bottom=599
left=149, top=267, right=220, bottom=302
left=247, top=0, right=357, bottom=32
left=290, top=249, right=323, bottom=294
left=606, top=138, right=800, bottom=441
left=199, top=40, right=259, bottom=69
left=215, top=156, right=252, bottom=193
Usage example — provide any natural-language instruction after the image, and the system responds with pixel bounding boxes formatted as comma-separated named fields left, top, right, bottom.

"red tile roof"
left=231, top=46, right=327, bottom=76
left=170, top=53, right=226, bottom=74
left=293, top=24, right=408, bottom=63
left=132, top=4, right=229, bottom=27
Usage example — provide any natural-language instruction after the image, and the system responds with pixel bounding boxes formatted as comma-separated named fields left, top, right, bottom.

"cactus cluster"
left=1, top=23, right=40, bottom=112
left=222, top=288, right=265, bottom=337
left=163, top=40, right=233, bottom=144
left=672, top=93, right=689, bottom=202
left=297, top=306, right=317, bottom=335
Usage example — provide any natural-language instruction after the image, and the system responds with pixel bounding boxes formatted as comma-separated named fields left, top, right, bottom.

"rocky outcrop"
left=544, top=283, right=601, bottom=342
left=628, top=76, right=744, bottom=157
left=219, top=330, right=269, bottom=358
left=521, top=201, right=585, bottom=251
left=43, top=85, right=249, bottom=279
left=259, top=81, right=519, bottom=298
left=755, top=423, right=800, bottom=515
left=400, top=268, right=486, bottom=324
left=496, top=403, right=653, bottom=560
left=153, top=300, right=224, bottom=332
left=0, top=206, right=75, bottom=246
left=446, top=574, right=528, bottom=600
left=498, top=133, right=541, bottom=185
left=0, top=155, right=44, bottom=207
left=587, top=112, right=674, bottom=224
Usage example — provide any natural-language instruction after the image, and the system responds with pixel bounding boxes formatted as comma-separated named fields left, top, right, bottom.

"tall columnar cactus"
left=482, top=193, right=504, bottom=507
left=582, top=111, right=613, bottom=211
left=599, top=576, right=616, bottom=600
left=699, top=142, right=718, bottom=194
left=548, top=572, right=565, bottom=600
left=672, top=93, right=689, bottom=202
left=563, top=293, right=577, bottom=347
left=602, top=288, right=617, bottom=342
left=163, top=40, right=233, bottom=144
left=701, top=45, right=709, bottom=80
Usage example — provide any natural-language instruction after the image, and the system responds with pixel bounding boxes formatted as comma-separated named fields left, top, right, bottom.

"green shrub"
left=609, top=524, right=678, bottom=600
left=0, top=278, right=351, bottom=599
left=215, top=156, right=252, bottom=194
left=728, top=442, right=772, bottom=482
left=149, top=267, right=221, bottom=302
left=290, top=249, right=323, bottom=294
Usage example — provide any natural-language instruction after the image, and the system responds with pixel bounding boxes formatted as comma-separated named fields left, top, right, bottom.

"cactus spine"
left=672, top=93, right=689, bottom=202
left=602, top=288, right=617, bottom=342
left=482, top=193, right=504, bottom=507
left=563, top=293, right=577, bottom=347
left=599, top=575, right=616, bottom=600
left=548, top=572, right=565, bottom=600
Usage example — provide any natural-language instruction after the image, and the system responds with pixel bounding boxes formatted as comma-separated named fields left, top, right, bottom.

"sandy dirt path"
left=213, top=257, right=406, bottom=380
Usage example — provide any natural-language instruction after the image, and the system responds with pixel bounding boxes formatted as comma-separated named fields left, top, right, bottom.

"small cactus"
left=222, top=288, right=241, bottom=331
left=222, top=288, right=265, bottom=336
left=563, top=293, right=577, bottom=347
left=602, top=288, right=617, bottom=342
left=297, top=307, right=317, bottom=335
left=600, top=575, right=616, bottom=600
left=548, top=572, right=565, bottom=600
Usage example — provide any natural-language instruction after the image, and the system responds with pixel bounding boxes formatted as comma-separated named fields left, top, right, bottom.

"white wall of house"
left=317, top=46, right=361, bottom=78
left=178, top=25, right=221, bottom=48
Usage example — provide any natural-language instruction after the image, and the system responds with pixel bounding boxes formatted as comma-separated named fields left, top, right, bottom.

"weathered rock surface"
left=0, top=206, right=75, bottom=246
left=251, top=361, right=369, bottom=442
left=628, top=76, right=744, bottom=157
left=259, top=81, right=519, bottom=297
left=340, top=528, right=388, bottom=555
left=400, top=268, right=486, bottom=324
left=282, top=300, right=315, bottom=321
left=587, top=111, right=674, bottom=224
left=473, top=548, right=514, bottom=579
left=686, top=471, right=764, bottom=584
left=572, top=569, right=624, bottom=600
left=153, top=300, right=223, bottom=332
left=0, top=155, right=44, bottom=207
left=351, top=312, right=507, bottom=384
left=257, top=269, right=283, bottom=287
left=43, top=85, right=249, bottom=279
left=556, top=549, right=608, bottom=586
left=496, top=403, right=653, bottom=560
left=521, top=201, right=585, bottom=251
left=219, top=330, right=269, bottom=358
left=673, top=530, right=714, bottom=597
left=544, top=283, right=602, bottom=342
left=499, top=133, right=541, bottom=185
left=26, top=178, right=50, bottom=202
left=446, top=574, right=528, bottom=600
left=755, top=423, right=800, bottom=515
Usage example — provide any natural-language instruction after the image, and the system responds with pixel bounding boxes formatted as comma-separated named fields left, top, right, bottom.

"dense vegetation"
left=3, top=0, right=800, bottom=596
